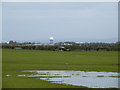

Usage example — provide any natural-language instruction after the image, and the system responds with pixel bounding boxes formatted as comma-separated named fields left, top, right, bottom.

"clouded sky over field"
left=2, top=2, right=118, bottom=43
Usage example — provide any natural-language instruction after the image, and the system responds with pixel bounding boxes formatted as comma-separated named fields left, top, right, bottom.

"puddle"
left=6, top=70, right=120, bottom=88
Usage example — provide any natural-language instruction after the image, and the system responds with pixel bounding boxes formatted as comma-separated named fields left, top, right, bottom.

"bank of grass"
left=2, top=49, right=119, bottom=88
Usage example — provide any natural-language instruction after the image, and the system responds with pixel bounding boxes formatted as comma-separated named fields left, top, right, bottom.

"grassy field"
left=2, top=49, right=119, bottom=88
left=0, top=49, right=2, bottom=89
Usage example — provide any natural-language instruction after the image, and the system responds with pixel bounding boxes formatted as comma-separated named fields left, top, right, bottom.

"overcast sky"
left=0, top=2, right=2, bottom=43
left=2, top=2, right=118, bottom=43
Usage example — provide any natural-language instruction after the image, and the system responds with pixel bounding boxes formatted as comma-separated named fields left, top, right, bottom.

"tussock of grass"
left=109, top=76, right=120, bottom=77
left=97, top=75, right=105, bottom=77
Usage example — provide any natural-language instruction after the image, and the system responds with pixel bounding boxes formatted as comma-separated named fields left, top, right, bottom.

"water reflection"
left=6, top=70, right=120, bottom=88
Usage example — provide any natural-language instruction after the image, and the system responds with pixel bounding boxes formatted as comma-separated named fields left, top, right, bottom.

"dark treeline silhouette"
left=2, top=41, right=120, bottom=51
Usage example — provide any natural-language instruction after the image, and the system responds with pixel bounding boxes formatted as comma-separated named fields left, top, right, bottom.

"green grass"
left=2, top=49, right=119, bottom=88
left=0, top=49, right=2, bottom=89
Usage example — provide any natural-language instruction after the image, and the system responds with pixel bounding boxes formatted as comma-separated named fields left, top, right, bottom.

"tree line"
left=2, top=41, right=120, bottom=51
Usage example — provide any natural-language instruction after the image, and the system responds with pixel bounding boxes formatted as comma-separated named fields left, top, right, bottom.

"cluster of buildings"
left=1, top=37, right=80, bottom=51
left=2, top=37, right=80, bottom=46
left=2, top=37, right=117, bottom=51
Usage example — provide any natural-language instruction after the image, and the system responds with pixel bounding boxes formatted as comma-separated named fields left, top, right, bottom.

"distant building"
left=49, top=37, right=54, bottom=44
left=55, top=42, right=76, bottom=46
left=57, top=46, right=71, bottom=51
left=34, top=43, right=42, bottom=46
left=8, top=40, right=16, bottom=44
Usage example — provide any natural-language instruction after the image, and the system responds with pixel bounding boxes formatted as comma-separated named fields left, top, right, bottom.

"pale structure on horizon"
left=49, top=37, right=54, bottom=44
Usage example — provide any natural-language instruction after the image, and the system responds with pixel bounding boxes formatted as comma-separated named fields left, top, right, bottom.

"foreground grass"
left=0, top=49, right=2, bottom=89
left=2, top=49, right=119, bottom=88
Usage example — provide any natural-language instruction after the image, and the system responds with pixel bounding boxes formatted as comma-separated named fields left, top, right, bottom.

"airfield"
left=2, top=49, right=119, bottom=88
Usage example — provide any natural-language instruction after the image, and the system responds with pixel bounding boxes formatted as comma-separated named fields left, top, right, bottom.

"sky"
left=2, top=2, right=118, bottom=43
left=0, top=2, right=2, bottom=43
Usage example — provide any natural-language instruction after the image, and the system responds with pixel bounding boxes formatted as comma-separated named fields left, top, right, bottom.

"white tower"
left=49, top=37, right=54, bottom=44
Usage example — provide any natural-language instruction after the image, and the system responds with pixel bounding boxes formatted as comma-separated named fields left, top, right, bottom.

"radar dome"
left=49, top=37, right=54, bottom=40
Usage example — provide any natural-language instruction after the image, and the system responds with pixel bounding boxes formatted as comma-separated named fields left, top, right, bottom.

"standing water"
left=6, top=70, right=120, bottom=88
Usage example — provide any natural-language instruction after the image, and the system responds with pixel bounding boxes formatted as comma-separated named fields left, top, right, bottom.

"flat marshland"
left=2, top=49, right=119, bottom=88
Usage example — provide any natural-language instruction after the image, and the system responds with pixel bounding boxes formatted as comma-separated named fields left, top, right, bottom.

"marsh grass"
left=2, top=49, right=118, bottom=88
